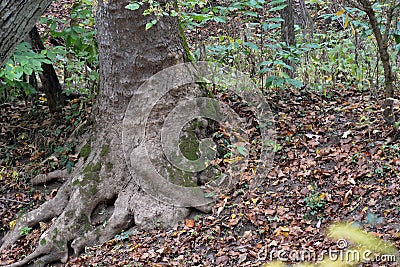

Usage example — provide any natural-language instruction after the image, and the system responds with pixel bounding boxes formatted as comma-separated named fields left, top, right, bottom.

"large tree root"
left=0, top=156, right=189, bottom=266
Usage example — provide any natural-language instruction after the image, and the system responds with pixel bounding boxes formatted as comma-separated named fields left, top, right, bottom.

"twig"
left=0, top=197, right=30, bottom=205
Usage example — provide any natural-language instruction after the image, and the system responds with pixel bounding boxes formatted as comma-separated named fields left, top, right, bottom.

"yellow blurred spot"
left=336, top=9, right=345, bottom=16
left=9, top=220, right=17, bottom=230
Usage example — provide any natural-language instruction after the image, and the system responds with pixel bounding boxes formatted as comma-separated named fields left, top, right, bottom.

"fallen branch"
left=0, top=197, right=29, bottom=205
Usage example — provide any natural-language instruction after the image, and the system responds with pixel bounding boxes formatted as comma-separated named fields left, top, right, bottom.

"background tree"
left=28, top=26, right=65, bottom=112
left=346, top=0, right=399, bottom=123
left=280, top=0, right=296, bottom=78
left=0, top=0, right=53, bottom=68
left=0, top=0, right=198, bottom=265
left=1, top=1, right=66, bottom=112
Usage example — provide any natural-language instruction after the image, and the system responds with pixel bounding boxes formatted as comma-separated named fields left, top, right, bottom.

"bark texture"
left=359, top=0, right=396, bottom=123
left=28, top=26, right=65, bottom=112
left=0, top=0, right=52, bottom=68
left=0, top=0, right=197, bottom=266
left=346, top=0, right=398, bottom=123
left=280, top=0, right=296, bottom=78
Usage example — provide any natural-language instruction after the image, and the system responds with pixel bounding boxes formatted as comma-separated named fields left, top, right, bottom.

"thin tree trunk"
left=0, top=0, right=53, bottom=67
left=280, top=0, right=296, bottom=78
left=298, top=0, right=314, bottom=40
left=28, top=26, right=66, bottom=112
left=358, top=0, right=395, bottom=123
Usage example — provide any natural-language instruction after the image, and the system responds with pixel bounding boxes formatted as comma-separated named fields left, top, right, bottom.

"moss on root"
left=179, top=132, right=199, bottom=161
left=100, top=145, right=110, bottom=157
left=106, top=162, right=113, bottom=172
left=80, top=143, right=91, bottom=160
left=166, top=165, right=197, bottom=187
left=72, top=161, right=102, bottom=198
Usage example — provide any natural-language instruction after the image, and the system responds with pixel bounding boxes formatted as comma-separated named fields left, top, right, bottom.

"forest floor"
left=1, top=1, right=400, bottom=267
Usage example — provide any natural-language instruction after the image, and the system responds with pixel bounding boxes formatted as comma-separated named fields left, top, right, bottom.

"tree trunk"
left=0, top=1, right=200, bottom=266
left=280, top=0, right=296, bottom=78
left=298, top=0, right=314, bottom=40
left=358, top=0, right=395, bottom=123
left=28, top=26, right=66, bottom=113
left=0, top=0, right=53, bottom=68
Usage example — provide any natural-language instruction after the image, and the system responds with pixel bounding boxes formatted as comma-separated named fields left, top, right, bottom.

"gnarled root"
left=0, top=165, right=188, bottom=267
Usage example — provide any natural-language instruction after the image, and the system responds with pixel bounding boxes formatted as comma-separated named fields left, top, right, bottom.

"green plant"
left=0, top=42, right=52, bottom=102
left=40, top=0, right=98, bottom=95
left=20, top=227, right=32, bottom=236
left=304, top=190, right=326, bottom=219
left=54, top=142, right=75, bottom=173
left=114, top=231, right=130, bottom=241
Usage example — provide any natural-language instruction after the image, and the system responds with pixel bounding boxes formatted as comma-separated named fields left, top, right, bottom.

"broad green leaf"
left=268, top=4, right=287, bottom=12
left=213, top=16, right=226, bottom=23
left=287, top=78, right=303, bottom=88
left=268, top=0, right=286, bottom=5
left=125, top=2, right=140, bottom=10
left=145, top=19, right=157, bottom=30
left=237, top=146, right=248, bottom=156
left=244, top=42, right=259, bottom=51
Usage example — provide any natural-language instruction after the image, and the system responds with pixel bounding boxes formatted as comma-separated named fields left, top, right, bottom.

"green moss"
left=52, top=228, right=59, bottom=240
left=106, top=162, right=113, bottom=172
left=40, top=238, right=46, bottom=245
left=202, top=98, right=220, bottom=119
left=80, top=143, right=91, bottom=160
left=84, top=171, right=100, bottom=182
left=173, top=1, right=193, bottom=62
left=179, top=132, right=199, bottom=161
left=166, top=165, right=197, bottom=187
left=73, top=162, right=102, bottom=190
left=84, top=162, right=102, bottom=173
left=73, top=215, right=92, bottom=232
left=92, top=162, right=102, bottom=172
left=88, top=182, right=99, bottom=195
left=100, top=145, right=110, bottom=157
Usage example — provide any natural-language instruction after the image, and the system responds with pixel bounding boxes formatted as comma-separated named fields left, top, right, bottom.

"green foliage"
left=40, top=1, right=98, bottom=95
left=0, top=42, right=51, bottom=102
left=124, top=0, right=398, bottom=96
left=114, top=231, right=130, bottom=241
left=80, top=143, right=92, bottom=160
left=54, top=142, right=75, bottom=173
left=0, top=1, right=98, bottom=104
left=304, top=189, right=326, bottom=219
left=19, top=226, right=32, bottom=236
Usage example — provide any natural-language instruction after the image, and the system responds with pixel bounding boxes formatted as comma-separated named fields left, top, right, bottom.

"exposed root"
left=0, top=182, right=71, bottom=251
left=2, top=244, right=67, bottom=267
left=70, top=191, right=133, bottom=254
left=31, top=170, right=67, bottom=185
left=32, top=158, right=84, bottom=185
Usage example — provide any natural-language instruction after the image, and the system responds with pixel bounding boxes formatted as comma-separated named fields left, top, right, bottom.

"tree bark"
left=298, top=0, right=314, bottom=39
left=280, top=0, right=296, bottom=78
left=357, top=0, right=396, bottom=123
left=0, top=0, right=200, bottom=266
left=0, top=0, right=53, bottom=68
left=28, top=26, right=66, bottom=113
